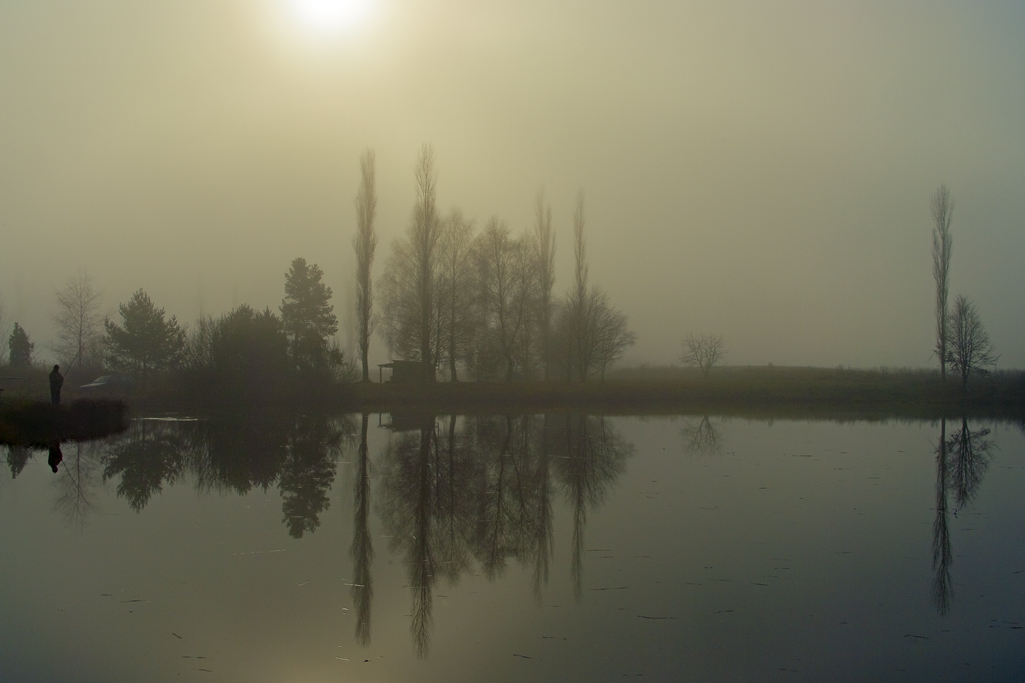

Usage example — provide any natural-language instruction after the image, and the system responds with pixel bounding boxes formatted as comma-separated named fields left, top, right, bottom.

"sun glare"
left=288, top=0, right=374, bottom=34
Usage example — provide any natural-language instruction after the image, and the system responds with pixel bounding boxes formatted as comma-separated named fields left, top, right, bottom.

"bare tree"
left=354, top=148, right=378, bottom=382
left=593, top=292, right=635, bottom=381
left=533, top=188, right=555, bottom=379
left=931, top=185, right=953, bottom=380
left=680, top=333, right=726, bottom=377
left=52, top=272, right=104, bottom=374
left=946, top=294, right=996, bottom=388
left=681, top=415, right=724, bottom=456
left=378, top=146, right=443, bottom=382
left=553, top=191, right=592, bottom=381
left=437, top=209, right=477, bottom=380
left=412, top=145, right=441, bottom=381
left=476, top=219, right=535, bottom=380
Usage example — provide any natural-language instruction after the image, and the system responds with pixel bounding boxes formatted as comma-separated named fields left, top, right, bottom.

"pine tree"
left=8, top=323, right=34, bottom=369
left=281, top=257, right=339, bottom=372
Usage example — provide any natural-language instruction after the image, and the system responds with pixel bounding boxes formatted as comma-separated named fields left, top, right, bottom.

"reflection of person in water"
left=48, top=441, right=63, bottom=473
left=49, top=365, right=64, bottom=406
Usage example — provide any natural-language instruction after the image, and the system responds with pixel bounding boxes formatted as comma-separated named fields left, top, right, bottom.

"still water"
left=1, top=414, right=1023, bottom=682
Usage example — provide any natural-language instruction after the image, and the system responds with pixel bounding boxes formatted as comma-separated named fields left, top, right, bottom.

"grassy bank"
left=338, top=367, right=1025, bottom=421
left=7, top=365, right=1022, bottom=422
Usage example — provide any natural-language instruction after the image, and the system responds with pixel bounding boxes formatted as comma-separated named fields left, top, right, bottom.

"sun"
left=287, top=0, right=374, bottom=34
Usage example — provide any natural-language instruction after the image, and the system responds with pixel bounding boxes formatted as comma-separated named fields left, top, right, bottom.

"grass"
left=338, top=366, right=1025, bottom=421
left=6, top=365, right=1023, bottom=422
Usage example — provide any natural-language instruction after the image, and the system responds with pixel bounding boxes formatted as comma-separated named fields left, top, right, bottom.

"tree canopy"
left=104, top=289, right=185, bottom=382
left=280, top=257, right=339, bottom=372
left=8, top=323, right=34, bottom=369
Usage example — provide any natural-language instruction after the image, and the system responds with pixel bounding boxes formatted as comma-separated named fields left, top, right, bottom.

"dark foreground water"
left=1, top=414, right=1023, bottom=682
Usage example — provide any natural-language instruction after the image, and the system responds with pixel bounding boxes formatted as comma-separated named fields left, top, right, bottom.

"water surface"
left=2, top=414, right=1023, bottom=682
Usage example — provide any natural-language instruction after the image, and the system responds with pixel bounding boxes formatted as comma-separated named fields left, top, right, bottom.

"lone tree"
left=8, top=323, right=34, bottom=369
left=945, top=294, right=996, bottom=389
left=931, top=185, right=954, bottom=380
left=281, top=257, right=339, bottom=373
left=353, top=148, right=378, bottom=382
left=105, top=289, right=185, bottom=385
left=52, top=272, right=104, bottom=372
left=680, top=333, right=726, bottom=377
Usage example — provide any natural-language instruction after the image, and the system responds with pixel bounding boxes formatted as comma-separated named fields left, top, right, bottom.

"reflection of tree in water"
left=931, top=417, right=993, bottom=615
left=6, top=445, right=31, bottom=478
left=947, top=418, right=991, bottom=511
left=102, top=420, right=198, bottom=512
left=680, top=415, right=724, bottom=456
left=53, top=441, right=104, bottom=530
left=376, top=414, right=630, bottom=657
left=551, top=415, right=632, bottom=602
left=931, top=419, right=953, bottom=615
left=350, top=414, right=373, bottom=647
left=98, top=414, right=351, bottom=539
left=377, top=416, right=478, bottom=658
left=279, top=415, right=347, bottom=538
left=198, top=413, right=289, bottom=496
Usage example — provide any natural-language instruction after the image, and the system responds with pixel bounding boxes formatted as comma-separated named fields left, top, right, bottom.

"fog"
left=2, top=0, right=1024, bottom=369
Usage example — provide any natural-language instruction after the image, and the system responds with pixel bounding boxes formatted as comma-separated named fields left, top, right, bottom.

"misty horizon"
left=3, top=0, right=1024, bottom=371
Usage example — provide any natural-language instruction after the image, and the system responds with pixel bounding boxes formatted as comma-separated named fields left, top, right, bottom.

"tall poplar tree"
left=353, top=149, right=378, bottom=382
left=931, top=184, right=953, bottom=381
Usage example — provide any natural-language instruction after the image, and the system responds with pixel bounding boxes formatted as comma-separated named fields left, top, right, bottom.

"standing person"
left=49, top=365, right=64, bottom=406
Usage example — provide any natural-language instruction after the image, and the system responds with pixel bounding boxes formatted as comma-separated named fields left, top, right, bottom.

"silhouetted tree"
left=566, top=192, right=589, bottom=381
left=593, top=289, right=635, bottom=381
left=182, top=305, right=290, bottom=399
left=52, top=272, right=103, bottom=372
left=437, top=210, right=477, bottom=380
left=476, top=220, right=536, bottom=380
left=8, top=323, right=34, bottom=369
left=534, top=188, right=556, bottom=380
left=379, top=146, right=442, bottom=381
left=932, top=185, right=954, bottom=381
left=281, top=257, right=340, bottom=374
left=549, top=194, right=633, bottom=382
left=681, top=333, right=726, bottom=377
left=354, top=149, right=378, bottom=382
left=104, top=289, right=185, bottom=385
left=946, top=294, right=996, bottom=389
left=412, top=146, right=441, bottom=382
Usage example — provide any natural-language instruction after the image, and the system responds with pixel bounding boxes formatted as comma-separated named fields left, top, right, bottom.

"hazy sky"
left=2, top=0, right=1024, bottom=369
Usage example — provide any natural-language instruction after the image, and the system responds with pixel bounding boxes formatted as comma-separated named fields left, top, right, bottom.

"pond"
left=1, top=413, right=1023, bottom=682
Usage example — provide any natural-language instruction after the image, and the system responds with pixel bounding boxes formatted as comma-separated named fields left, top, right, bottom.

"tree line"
left=0, top=163, right=1002, bottom=394
left=2, top=144, right=636, bottom=394
left=369, top=145, right=635, bottom=383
